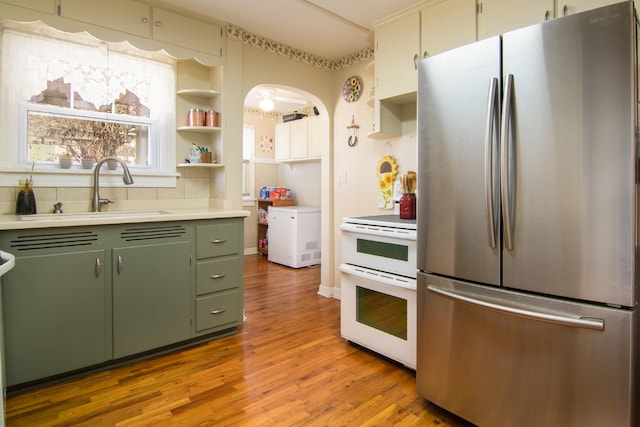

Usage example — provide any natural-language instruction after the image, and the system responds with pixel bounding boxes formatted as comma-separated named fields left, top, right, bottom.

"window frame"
left=242, top=124, right=256, bottom=205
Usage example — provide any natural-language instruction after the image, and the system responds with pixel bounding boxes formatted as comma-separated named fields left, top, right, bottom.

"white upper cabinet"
left=275, top=122, right=291, bottom=161
left=58, top=0, right=222, bottom=58
left=477, top=0, right=621, bottom=40
left=375, top=12, right=421, bottom=100
left=59, top=0, right=150, bottom=38
left=0, top=0, right=54, bottom=14
left=307, top=116, right=322, bottom=159
left=375, top=0, right=476, bottom=101
left=275, top=117, right=321, bottom=162
left=477, top=0, right=554, bottom=40
left=152, top=7, right=222, bottom=57
left=421, top=0, right=476, bottom=58
left=289, top=119, right=309, bottom=160
left=556, top=0, right=621, bottom=17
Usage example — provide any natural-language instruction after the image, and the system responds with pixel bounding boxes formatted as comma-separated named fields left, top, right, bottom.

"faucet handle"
left=99, top=198, right=113, bottom=206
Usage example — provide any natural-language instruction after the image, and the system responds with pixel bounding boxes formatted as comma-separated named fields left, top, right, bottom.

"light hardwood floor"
left=5, top=254, right=473, bottom=426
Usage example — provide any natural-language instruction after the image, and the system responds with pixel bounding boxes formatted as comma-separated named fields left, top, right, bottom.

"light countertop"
left=0, top=208, right=251, bottom=230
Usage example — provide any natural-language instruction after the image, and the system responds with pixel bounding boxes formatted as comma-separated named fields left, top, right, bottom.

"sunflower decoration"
left=343, top=75, right=362, bottom=103
left=377, top=156, right=398, bottom=209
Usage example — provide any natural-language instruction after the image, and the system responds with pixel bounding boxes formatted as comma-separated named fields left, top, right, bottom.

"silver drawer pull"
left=210, top=309, right=226, bottom=315
left=210, top=239, right=226, bottom=244
left=210, top=274, right=226, bottom=279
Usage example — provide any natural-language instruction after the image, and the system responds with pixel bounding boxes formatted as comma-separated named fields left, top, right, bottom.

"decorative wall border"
left=243, top=105, right=317, bottom=119
left=226, top=24, right=373, bottom=72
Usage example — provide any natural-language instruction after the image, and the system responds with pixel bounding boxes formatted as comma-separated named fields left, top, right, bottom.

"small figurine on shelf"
left=188, top=144, right=201, bottom=163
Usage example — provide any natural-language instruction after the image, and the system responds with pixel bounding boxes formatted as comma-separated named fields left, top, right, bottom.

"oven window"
left=356, top=286, right=407, bottom=340
left=356, top=238, right=408, bottom=261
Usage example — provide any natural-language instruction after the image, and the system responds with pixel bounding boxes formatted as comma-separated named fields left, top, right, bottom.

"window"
left=0, top=21, right=177, bottom=186
left=25, top=106, right=152, bottom=165
left=242, top=125, right=255, bottom=203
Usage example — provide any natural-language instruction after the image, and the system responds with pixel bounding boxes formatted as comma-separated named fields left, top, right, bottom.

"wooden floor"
left=5, top=254, right=473, bottom=426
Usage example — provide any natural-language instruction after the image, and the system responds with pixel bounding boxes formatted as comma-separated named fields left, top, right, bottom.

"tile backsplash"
left=0, top=167, right=213, bottom=214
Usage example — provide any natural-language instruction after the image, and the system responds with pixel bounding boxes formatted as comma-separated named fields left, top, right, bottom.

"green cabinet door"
left=112, top=241, right=190, bottom=358
left=2, top=250, right=108, bottom=386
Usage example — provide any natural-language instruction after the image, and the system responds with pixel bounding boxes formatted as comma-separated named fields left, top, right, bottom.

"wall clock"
left=343, top=75, right=362, bottom=103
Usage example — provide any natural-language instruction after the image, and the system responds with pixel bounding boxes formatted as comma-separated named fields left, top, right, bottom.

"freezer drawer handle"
left=210, top=239, right=226, bottom=244
left=427, top=284, right=605, bottom=331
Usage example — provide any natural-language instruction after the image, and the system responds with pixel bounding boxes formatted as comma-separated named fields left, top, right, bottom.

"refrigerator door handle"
left=500, top=73, right=515, bottom=250
left=427, top=284, right=605, bottom=331
left=484, top=77, right=500, bottom=248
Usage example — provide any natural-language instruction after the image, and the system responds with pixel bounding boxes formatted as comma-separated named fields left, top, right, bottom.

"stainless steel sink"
left=19, top=210, right=171, bottom=221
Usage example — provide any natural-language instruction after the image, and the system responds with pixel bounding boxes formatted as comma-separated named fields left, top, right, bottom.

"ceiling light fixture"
left=259, top=93, right=275, bottom=111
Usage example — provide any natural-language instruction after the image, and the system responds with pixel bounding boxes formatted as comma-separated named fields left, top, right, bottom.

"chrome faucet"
left=92, top=157, right=134, bottom=212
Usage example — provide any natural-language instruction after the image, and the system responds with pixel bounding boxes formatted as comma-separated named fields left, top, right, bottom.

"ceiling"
left=244, top=85, right=313, bottom=113
left=157, top=0, right=423, bottom=60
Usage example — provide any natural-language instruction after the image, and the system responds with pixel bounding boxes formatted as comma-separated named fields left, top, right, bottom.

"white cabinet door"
left=60, top=0, right=150, bottom=38
left=275, top=122, right=291, bottom=161
left=0, top=0, right=55, bottom=14
left=421, top=0, right=476, bottom=58
left=375, top=11, right=420, bottom=100
left=307, top=116, right=322, bottom=159
left=477, top=0, right=554, bottom=39
left=290, top=119, right=309, bottom=159
left=556, top=0, right=619, bottom=16
left=152, top=7, right=222, bottom=57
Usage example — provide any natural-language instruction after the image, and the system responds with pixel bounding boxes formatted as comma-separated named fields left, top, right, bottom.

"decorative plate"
left=343, top=75, right=362, bottom=103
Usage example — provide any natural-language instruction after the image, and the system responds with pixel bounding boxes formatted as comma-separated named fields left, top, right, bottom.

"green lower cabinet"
left=0, top=218, right=245, bottom=387
left=2, top=250, right=108, bottom=387
left=112, top=241, right=191, bottom=358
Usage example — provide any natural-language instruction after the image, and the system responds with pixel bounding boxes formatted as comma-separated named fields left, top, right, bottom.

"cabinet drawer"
left=196, top=290, right=240, bottom=331
left=196, top=222, right=240, bottom=259
left=196, top=256, right=240, bottom=295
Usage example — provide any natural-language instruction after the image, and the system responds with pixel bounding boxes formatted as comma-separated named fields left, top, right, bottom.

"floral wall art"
left=377, top=156, right=397, bottom=209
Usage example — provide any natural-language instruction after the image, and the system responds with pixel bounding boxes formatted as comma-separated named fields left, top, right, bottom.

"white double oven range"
left=340, top=215, right=417, bottom=369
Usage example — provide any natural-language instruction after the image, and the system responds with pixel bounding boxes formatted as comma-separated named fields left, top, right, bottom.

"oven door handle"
left=340, top=263, right=416, bottom=291
left=339, top=223, right=417, bottom=240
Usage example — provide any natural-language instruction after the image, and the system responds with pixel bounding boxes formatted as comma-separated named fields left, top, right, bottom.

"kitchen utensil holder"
left=399, top=193, right=416, bottom=219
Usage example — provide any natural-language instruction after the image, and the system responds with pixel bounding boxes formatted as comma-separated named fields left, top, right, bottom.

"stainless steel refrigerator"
left=416, top=2, right=639, bottom=426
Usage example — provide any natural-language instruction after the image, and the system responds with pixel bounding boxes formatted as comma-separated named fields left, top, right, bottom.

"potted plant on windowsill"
left=81, top=156, right=95, bottom=169
left=58, top=153, right=73, bottom=169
